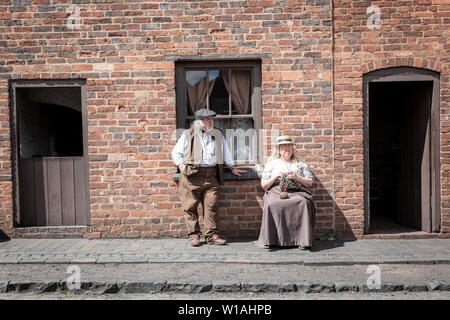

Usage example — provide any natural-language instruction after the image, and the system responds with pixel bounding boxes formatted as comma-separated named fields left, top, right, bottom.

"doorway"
left=10, top=80, right=90, bottom=227
left=363, top=67, right=440, bottom=234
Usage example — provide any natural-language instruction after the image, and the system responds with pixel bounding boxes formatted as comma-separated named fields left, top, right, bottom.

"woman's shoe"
left=299, top=245, right=311, bottom=250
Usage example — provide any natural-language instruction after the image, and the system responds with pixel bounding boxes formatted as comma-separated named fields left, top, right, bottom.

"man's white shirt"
left=172, top=132, right=235, bottom=168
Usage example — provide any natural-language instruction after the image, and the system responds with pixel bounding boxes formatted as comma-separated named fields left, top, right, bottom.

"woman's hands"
left=286, top=171, right=296, bottom=180
left=286, top=171, right=313, bottom=188
left=261, top=171, right=313, bottom=191
left=262, top=173, right=282, bottom=191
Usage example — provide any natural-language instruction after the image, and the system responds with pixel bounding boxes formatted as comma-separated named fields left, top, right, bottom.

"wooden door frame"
left=363, top=67, right=440, bottom=233
left=9, top=79, right=90, bottom=227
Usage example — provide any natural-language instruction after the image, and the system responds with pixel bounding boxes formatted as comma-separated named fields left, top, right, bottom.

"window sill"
left=172, top=170, right=261, bottom=182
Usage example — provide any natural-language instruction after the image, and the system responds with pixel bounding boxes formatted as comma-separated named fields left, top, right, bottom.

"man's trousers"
left=179, top=166, right=220, bottom=240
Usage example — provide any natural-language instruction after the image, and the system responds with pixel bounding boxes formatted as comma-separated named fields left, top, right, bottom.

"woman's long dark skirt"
left=253, top=186, right=315, bottom=248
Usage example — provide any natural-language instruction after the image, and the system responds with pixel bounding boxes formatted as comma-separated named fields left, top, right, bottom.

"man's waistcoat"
left=182, top=128, right=225, bottom=185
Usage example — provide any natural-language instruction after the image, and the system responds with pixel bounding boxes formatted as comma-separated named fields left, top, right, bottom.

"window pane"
left=209, top=70, right=229, bottom=115
left=229, top=118, right=255, bottom=163
left=231, top=70, right=251, bottom=115
left=186, top=70, right=207, bottom=116
left=186, top=118, right=193, bottom=128
left=213, top=118, right=229, bottom=135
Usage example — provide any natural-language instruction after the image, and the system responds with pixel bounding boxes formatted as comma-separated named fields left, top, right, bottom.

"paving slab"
left=45, top=254, right=76, bottom=264
left=147, top=245, right=163, bottom=253
left=97, top=254, right=124, bottom=264
left=18, top=253, right=48, bottom=264
left=125, top=241, right=142, bottom=252
left=0, top=254, right=22, bottom=264
left=121, top=254, right=149, bottom=264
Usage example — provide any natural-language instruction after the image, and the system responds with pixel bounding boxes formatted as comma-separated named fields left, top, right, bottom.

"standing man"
left=172, top=108, right=246, bottom=246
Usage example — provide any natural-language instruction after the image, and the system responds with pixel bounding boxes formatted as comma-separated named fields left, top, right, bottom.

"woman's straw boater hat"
left=276, top=136, right=294, bottom=145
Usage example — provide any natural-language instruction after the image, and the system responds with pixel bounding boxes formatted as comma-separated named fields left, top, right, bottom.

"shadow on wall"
left=303, top=176, right=358, bottom=252
left=177, top=169, right=360, bottom=244
left=313, top=176, right=358, bottom=241
left=0, top=229, right=10, bottom=242
left=218, top=174, right=358, bottom=253
left=215, top=178, right=264, bottom=239
left=215, top=173, right=359, bottom=247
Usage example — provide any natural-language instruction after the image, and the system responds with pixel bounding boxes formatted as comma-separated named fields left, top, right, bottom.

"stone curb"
left=1, top=280, right=450, bottom=295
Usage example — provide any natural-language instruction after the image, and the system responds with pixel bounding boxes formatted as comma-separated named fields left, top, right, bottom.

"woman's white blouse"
left=261, top=158, right=313, bottom=183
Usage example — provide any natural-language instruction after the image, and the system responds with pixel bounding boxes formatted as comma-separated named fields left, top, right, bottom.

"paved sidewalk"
left=1, top=238, right=450, bottom=296
left=1, top=237, right=450, bottom=265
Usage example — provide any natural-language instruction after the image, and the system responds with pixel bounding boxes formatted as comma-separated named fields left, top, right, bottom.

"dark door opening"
left=11, top=82, right=90, bottom=227
left=16, top=87, right=83, bottom=158
left=369, top=81, right=432, bottom=233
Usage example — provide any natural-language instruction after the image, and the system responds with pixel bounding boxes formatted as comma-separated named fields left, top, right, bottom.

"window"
left=175, top=60, right=262, bottom=166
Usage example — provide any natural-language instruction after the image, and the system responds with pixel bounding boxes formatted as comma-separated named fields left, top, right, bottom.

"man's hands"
left=180, top=164, right=246, bottom=177
left=231, top=167, right=246, bottom=176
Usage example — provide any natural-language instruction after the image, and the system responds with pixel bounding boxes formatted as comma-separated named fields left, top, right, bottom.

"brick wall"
left=0, top=0, right=448, bottom=239
left=333, top=0, right=449, bottom=238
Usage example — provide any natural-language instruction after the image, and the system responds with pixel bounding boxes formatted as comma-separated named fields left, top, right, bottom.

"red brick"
left=0, top=0, right=448, bottom=240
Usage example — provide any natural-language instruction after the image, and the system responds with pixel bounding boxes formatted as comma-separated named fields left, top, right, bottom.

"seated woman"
left=253, top=136, right=315, bottom=250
